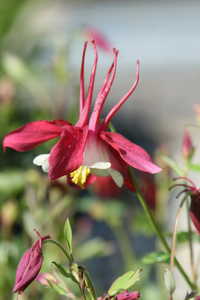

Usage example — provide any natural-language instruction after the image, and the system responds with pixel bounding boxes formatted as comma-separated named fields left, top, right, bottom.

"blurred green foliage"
left=0, top=0, right=28, bottom=41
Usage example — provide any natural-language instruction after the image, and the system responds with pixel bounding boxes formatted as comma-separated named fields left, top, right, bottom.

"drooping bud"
left=182, top=129, right=194, bottom=160
left=171, top=177, right=200, bottom=235
left=189, top=190, right=200, bottom=234
left=13, top=231, right=50, bottom=294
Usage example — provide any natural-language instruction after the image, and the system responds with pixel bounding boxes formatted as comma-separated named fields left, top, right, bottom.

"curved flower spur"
left=3, top=41, right=161, bottom=189
left=170, top=177, right=200, bottom=234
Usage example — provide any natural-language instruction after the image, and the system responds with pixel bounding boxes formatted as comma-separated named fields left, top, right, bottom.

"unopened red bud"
left=13, top=231, right=50, bottom=294
left=116, top=291, right=140, bottom=300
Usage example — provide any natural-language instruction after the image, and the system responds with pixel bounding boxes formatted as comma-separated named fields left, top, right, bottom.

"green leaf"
left=142, top=251, right=170, bottom=264
left=108, top=269, right=142, bottom=296
left=52, top=262, right=77, bottom=283
left=161, top=156, right=183, bottom=176
left=64, top=218, right=72, bottom=254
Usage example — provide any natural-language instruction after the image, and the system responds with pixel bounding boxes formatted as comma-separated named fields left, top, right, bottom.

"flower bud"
left=116, top=291, right=140, bottom=300
left=13, top=231, right=50, bottom=294
left=182, top=129, right=194, bottom=160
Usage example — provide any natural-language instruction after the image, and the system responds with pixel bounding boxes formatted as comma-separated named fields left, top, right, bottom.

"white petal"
left=33, top=154, right=50, bottom=173
left=109, top=169, right=124, bottom=188
left=90, top=161, right=111, bottom=176
left=90, top=161, right=111, bottom=169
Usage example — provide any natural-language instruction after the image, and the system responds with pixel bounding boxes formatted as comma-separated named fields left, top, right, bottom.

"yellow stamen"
left=70, top=166, right=90, bottom=188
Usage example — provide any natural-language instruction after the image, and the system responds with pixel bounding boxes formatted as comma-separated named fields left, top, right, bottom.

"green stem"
left=44, top=239, right=73, bottom=264
left=135, top=189, right=196, bottom=290
left=186, top=199, right=196, bottom=283
left=45, top=239, right=96, bottom=299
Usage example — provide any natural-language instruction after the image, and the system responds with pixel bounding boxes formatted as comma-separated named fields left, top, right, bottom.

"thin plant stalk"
left=44, top=239, right=96, bottom=300
left=182, top=164, right=197, bottom=284
left=186, top=199, right=197, bottom=283
left=44, top=239, right=73, bottom=263
left=134, top=185, right=196, bottom=290
left=170, top=205, right=183, bottom=268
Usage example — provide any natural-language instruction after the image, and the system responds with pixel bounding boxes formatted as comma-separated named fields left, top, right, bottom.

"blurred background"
left=1, top=0, right=200, bottom=299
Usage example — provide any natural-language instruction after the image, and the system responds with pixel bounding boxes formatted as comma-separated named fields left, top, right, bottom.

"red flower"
left=171, top=177, right=200, bottom=234
left=3, top=41, right=161, bottom=190
left=13, top=231, right=50, bottom=294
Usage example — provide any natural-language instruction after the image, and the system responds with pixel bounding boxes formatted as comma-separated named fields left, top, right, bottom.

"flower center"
left=70, top=166, right=91, bottom=188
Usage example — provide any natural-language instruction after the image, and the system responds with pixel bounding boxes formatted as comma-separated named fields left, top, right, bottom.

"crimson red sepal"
left=100, top=131, right=161, bottom=174
left=3, top=120, right=70, bottom=152
left=49, top=126, right=88, bottom=180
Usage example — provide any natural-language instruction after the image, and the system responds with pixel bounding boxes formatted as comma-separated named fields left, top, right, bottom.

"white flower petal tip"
left=90, top=161, right=111, bottom=169
left=109, top=169, right=124, bottom=188
left=33, top=154, right=50, bottom=173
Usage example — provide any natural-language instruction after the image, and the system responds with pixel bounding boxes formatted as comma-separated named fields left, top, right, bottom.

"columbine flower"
left=3, top=41, right=161, bottom=190
left=13, top=230, right=50, bottom=294
left=171, top=177, right=200, bottom=234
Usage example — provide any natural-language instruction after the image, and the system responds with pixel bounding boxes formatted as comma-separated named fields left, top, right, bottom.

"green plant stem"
left=44, top=239, right=73, bottom=264
left=45, top=239, right=96, bottom=299
left=186, top=199, right=196, bottom=283
left=135, top=189, right=196, bottom=290
left=170, top=205, right=183, bottom=269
